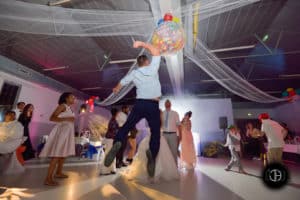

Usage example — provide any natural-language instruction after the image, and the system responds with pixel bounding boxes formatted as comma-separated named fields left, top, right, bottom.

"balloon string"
left=131, top=36, right=135, bottom=43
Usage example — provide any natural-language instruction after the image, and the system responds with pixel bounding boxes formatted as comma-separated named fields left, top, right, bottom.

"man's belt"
left=163, top=131, right=176, bottom=134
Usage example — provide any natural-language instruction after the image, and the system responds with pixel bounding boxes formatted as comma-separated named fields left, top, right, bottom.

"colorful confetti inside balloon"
left=173, top=17, right=180, bottom=24
left=163, top=13, right=173, bottom=21
left=282, top=91, right=289, bottom=97
left=152, top=21, right=185, bottom=55
left=288, top=90, right=296, bottom=97
left=157, top=18, right=164, bottom=26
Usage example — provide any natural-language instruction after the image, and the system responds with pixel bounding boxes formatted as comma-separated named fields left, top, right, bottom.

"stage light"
left=80, top=104, right=87, bottom=114
left=81, top=108, right=86, bottom=113
left=248, top=113, right=252, bottom=116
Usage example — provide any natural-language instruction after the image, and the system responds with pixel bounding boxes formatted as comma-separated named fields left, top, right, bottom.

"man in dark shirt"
left=100, top=108, right=119, bottom=175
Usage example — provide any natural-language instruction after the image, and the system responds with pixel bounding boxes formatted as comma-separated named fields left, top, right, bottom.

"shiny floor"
left=1, top=157, right=300, bottom=200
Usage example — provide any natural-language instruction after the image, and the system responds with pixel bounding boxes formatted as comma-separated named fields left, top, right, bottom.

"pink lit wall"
left=273, top=100, right=300, bottom=135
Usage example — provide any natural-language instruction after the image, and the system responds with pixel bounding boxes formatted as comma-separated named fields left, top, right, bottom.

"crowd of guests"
left=101, top=99, right=197, bottom=178
left=1, top=93, right=295, bottom=183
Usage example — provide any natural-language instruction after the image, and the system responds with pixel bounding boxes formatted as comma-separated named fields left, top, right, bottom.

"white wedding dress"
left=123, top=131, right=179, bottom=183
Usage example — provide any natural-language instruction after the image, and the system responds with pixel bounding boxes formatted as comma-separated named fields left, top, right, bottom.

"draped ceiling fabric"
left=0, top=0, right=286, bottom=105
left=149, top=0, right=185, bottom=96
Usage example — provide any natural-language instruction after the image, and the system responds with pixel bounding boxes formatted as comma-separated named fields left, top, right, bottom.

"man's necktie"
left=165, top=111, right=169, bottom=130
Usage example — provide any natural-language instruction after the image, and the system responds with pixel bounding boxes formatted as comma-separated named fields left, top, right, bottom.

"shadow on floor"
left=288, top=182, right=300, bottom=189
left=79, top=170, right=246, bottom=200
left=228, top=169, right=262, bottom=179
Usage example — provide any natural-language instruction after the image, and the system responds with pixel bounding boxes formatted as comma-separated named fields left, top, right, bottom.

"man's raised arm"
left=133, top=41, right=160, bottom=56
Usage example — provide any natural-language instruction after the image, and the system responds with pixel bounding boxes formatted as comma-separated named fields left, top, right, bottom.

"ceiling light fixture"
left=48, top=0, right=71, bottom=6
left=43, top=66, right=69, bottom=71
left=209, top=45, right=255, bottom=53
left=279, top=74, right=300, bottom=78
left=262, top=34, right=269, bottom=42
left=109, top=59, right=136, bottom=64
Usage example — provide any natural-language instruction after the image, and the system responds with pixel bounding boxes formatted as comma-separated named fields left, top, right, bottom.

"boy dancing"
left=223, top=125, right=246, bottom=174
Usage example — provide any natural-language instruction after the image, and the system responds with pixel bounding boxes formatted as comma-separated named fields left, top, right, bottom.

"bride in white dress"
left=123, top=112, right=179, bottom=182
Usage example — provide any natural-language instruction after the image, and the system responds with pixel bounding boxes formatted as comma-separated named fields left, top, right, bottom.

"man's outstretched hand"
left=133, top=40, right=160, bottom=56
left=133, top=41, right=145, bottom=49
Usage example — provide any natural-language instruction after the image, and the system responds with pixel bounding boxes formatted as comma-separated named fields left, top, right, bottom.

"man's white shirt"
left=162, top=110, right=180, bottom=133
left=261, top=119, right=285, bottom=149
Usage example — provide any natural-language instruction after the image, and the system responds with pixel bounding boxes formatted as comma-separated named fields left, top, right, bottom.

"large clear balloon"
left=152, top=21, right=185, bottom=55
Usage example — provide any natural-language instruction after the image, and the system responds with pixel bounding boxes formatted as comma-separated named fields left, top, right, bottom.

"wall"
left=0, top=71, right=73, bottom=148
left=159, top=96, right=234, bottom=155
left=232, top=100, right=300, bottom=135
left=273, top=100, right=300, bottom=135
left=233, top=108, right=275, bottom=119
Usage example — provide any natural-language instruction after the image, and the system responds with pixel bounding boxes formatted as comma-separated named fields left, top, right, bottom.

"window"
left=0, top=81, right=21, bottom=121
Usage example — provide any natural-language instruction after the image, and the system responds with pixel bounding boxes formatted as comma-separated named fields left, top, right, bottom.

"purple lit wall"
left=273, top=100, right=300, bottom=135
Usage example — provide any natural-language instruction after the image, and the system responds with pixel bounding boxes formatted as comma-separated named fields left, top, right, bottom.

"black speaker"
left=219, top=116, right=228, bottom=130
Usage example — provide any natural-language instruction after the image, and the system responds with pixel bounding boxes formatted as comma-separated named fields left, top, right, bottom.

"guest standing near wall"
left=115, top=105, right=129, bottom=168
left=14, top=102, right=25, bottom=120
left=162, top=100, right=181, bottom=165
left=179, top=111, right=196, bottom=170
left=100, top=108, right=119, bottom=175
left=18, top=104, right=35, bottom=160
left=126, top=127, right=138, bottom=164
left=40, top=92, right=76, bottom=186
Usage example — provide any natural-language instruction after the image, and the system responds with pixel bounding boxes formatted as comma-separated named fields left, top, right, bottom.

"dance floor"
left=1, top=157, right=300, bottom=200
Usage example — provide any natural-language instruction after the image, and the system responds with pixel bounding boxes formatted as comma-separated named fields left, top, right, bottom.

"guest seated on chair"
left=0, top=111, right=24, bottom=153
left=0, top=110, right=25, bottom=174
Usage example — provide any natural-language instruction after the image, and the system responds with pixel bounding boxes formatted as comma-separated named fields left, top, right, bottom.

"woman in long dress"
left=179, top=111, right=196, bottom=170
left=40, top=92, right=76, bottom=186
left=18, top=104, right=35, bottom=160
left=123, top=110, right=179, bottom=182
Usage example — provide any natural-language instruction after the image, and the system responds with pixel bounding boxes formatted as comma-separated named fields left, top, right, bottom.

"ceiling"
left=1, top=0, right=300, bottom=105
